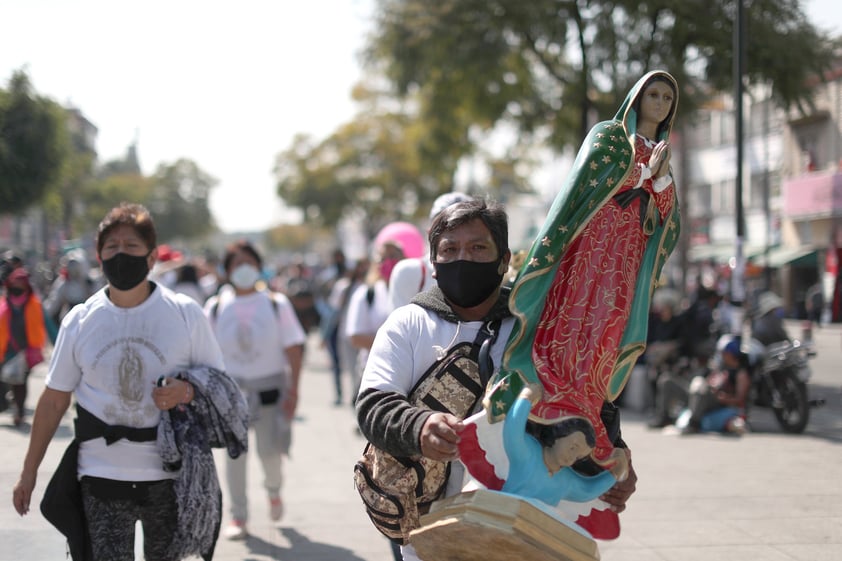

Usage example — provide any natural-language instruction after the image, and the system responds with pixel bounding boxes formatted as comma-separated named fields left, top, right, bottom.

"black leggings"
left=81, top=476, right=178, bottom=561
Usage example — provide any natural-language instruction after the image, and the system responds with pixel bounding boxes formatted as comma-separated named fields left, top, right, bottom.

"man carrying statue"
left=355, top=69, right=679, bottom=561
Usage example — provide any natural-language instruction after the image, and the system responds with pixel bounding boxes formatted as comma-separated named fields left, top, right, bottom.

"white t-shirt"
left=344, top=280, right=392, bottom=340
left=387, top=256, right=435, bottom=311
left=359, top=303, right=514, bottom=498
left=344, top=280, right=392, bottom=368
left=46, top=283, right=225, bottom=482
left=204, top=288, right=306, bottom=381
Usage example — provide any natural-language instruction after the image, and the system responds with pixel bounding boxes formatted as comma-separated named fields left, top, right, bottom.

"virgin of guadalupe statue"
left=485, top=70, right=681, bottom=472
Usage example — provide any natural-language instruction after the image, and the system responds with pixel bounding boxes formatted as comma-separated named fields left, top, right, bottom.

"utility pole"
left=732, top=0, right=747, bottom=333
left=763, top=84, right=772, bottom=291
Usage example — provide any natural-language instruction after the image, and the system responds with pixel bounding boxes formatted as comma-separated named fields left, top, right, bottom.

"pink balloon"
left=374, top=222, right=425, bottom=259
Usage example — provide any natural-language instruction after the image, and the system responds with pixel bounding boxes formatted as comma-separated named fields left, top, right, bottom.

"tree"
left=0, top=70, right=68, bottom=214
left=366, top=0, right=836, bottom=150
left=75, top=172, right=153, bottom=234
left=147, top=159, right=218, bottom=242
left=274, top=100, right=454, bottom=234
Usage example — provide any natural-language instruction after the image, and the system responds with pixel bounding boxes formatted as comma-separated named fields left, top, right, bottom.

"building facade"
left=682, top=63, right=842, bottom=319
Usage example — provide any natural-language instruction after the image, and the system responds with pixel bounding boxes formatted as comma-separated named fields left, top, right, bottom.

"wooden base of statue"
left=409, top=490, right=600, bottom=561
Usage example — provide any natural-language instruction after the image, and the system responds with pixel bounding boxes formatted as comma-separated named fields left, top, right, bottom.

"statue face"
left=544, top=431, right=592, bottom=474
left=638, top=80, right=675, bottom=128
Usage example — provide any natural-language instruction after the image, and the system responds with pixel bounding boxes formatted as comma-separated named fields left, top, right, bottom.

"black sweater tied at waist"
left=74, top=405, right=158, bottom=445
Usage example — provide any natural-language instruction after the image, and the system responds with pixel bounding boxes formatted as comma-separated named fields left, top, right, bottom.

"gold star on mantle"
left=541, top=236, right=552, bottom=247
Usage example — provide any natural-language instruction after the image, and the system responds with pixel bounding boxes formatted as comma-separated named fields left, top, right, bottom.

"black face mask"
left=102, top=252, right=150, bottom=291
left=434, top=259, right=504, bottom=308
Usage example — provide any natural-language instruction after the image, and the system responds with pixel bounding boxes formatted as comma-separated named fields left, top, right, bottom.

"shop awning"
left=756, top=245, right=818, bottom=268
left=688, top=243, right=765, bottom=263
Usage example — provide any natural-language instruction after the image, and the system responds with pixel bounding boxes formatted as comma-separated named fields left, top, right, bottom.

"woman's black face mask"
left=101, top=252, right=151, bottom=291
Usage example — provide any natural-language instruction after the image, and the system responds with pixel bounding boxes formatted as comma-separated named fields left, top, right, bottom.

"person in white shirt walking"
left=205, top=240, right=306, bottom=540
left=12, top=202, right=242, bottom=561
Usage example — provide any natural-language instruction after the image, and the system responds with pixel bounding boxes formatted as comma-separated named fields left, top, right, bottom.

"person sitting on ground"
left=680, top=337, right=751, bottom=435
left=646, top=293, right=688, bottom=428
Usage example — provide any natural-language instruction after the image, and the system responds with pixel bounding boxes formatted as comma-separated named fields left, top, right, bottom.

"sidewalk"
left=1, top=331, right=840, bottom=561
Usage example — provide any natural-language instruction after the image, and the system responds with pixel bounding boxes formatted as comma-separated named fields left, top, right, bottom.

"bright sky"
left=1, top=0, right=840, bottom=234
left=0, top=0, right=373, bottom=233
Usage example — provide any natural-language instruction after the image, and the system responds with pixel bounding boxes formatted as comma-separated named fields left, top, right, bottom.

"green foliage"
left=147, top=159, right=218, bottom=242
left=0, top=70, right=68, bottom=214
left=75, top=172, right=153, bottom=235
left=274, top=108, right=453, bottom=234
left=368, top=0, right=835, bottom=147
left=265, top=223, right=325, bottom=253
left=79, top=158, right=217, bottom=243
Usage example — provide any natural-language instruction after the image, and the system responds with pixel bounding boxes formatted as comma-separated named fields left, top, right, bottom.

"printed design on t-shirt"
left=234, top=320, right=258, bottom=364
left=97, top=337, right=166, bottom=425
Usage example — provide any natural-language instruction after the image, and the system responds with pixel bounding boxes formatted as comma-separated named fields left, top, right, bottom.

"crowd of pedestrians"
left=0, top=187, right=819, bottom=561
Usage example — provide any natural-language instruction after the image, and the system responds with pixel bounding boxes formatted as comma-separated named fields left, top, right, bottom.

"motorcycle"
left=743, top=337, right=817, bottom=434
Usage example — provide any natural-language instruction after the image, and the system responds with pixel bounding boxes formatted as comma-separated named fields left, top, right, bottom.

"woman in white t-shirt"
left=344, top=241, right=404, bottom=402
left=205, top=240, right=306, bottom=540
left=12, top=203, right=231, bottom=561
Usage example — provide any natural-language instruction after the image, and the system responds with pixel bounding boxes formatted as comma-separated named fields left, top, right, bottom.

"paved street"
left=0, top=320, right=839, bottom=561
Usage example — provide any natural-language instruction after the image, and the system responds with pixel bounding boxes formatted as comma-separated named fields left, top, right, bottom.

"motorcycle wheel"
left=772, top=373, right=809, bottom=434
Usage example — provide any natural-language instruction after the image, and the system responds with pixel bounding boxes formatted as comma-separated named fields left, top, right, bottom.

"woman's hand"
left=282, top=388, right=298, bottom=420
left=420, top=412, right=464, bottom=462
left=12, top=470, right=36, bottom=516
left=648, top=140, right=671, bottom=177
left=152, top=377, right=193, bottom=410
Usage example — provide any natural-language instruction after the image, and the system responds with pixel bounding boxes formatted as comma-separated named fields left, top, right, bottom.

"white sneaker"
left=224, top=519, right=248, bottom=540
left=269, top=496, right=284, bottom=522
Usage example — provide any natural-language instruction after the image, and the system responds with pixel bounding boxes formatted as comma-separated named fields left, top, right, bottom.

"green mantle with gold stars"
left=483, top=118, right=681, bottom=424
